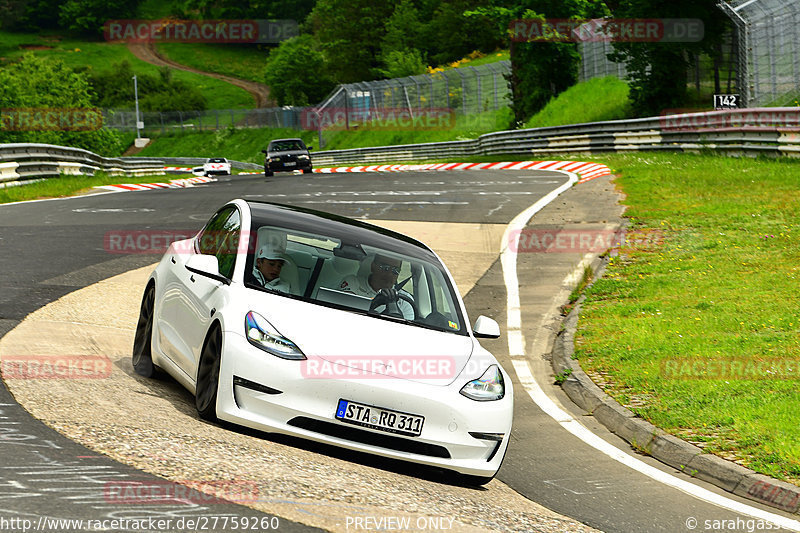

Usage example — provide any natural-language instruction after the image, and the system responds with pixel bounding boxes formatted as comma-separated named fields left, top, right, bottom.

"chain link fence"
left=102, top=107, right=304, bottom=135
left=316, top=61, right=511, bottom=118
left=579, top=40, right=628, bottom=81
left=719, top=0, right=800, bottom=107
left=102, top=61, right=512, bottom=137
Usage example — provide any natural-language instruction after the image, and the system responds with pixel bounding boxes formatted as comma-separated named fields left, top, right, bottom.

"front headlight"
left=298, top=154, right=310, bottom=159
left=460, top=365, right=505, bottom=401
left=245, top=311, right=305, bottom=360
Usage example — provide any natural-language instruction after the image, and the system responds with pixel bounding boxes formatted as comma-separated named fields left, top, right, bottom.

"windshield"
left=269, top=140, right=305, bottom=152
left=244, top=222, right=466, bottom=335
left=207, top=158, right=227, bottom=163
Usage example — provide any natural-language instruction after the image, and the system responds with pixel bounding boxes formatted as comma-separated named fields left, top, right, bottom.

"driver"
left=337, top=254, right=414, bottom=320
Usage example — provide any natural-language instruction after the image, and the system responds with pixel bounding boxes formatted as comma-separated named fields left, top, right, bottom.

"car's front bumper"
left=266, top=159, right=312, bottom=172
left=216, top=332, right=513, bottom=477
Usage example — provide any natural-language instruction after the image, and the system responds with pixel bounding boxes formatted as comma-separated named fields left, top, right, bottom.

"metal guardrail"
left=127, top=157, right=262, bottom=171
left=309, top=108, right=800, bottom=166
left=5, top=108, right=798, bottom=186
left=0, top=143, right=166, bottom=187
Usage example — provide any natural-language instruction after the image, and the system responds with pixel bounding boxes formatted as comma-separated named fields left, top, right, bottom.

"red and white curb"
left=163, top=166, right=194, bottom=172
left=311, top=161, right=611, bottom=183
left=120, top=161, right=609, bottom=192
left=162, top=161, right=611, bottom=183
left=94, top=176, right=214, bottom=192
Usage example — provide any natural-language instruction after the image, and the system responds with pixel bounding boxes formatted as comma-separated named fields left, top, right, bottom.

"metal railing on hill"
left=4, top=108, right=798, bottom=187
left=0, top=144, right=165, bottom=187
left=307, top=107, right=800, bottom=166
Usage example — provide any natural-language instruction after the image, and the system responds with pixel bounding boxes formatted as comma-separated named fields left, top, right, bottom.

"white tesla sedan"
left=132, top=199, right=513, bottom=484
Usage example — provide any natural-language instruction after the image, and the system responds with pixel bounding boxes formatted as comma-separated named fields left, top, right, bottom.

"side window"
left=196, top=206, right=241, bottom=279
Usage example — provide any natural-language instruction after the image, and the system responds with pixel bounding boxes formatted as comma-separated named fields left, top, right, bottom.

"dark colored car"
left=261, top=138, right=313, bottom=176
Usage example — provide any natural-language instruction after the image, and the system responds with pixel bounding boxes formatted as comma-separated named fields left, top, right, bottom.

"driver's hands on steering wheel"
left=377, top=288, right=398, bottom=301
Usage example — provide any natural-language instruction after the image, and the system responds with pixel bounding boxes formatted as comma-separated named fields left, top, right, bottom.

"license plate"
left=335, top=399, right=424, bottom=437
left=284, top=162, right=296, bottom=166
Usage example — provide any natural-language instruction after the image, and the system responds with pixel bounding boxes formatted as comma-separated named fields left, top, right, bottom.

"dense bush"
left=82, top=61, right=207, bottom=111
left=0, top=54, right=123, bottom=155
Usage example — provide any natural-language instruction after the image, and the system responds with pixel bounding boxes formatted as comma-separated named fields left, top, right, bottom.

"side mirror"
left=307, top=146, right=314, bottom=150
left=473, top=315, right=500, bottom=339
left=261, top=149, right=268, bottom=155
left=185, top=254, right=230, bottom=285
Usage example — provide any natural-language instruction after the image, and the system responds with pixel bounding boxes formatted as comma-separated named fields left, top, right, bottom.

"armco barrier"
left=0, top=143, right=165, bottom=187
left=307, top=108, right=800, bottom=166
left=126, top=157, right=262, bottom=172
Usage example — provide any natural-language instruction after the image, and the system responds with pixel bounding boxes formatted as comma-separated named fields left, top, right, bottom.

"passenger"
left=254, top=245, right=293, bottom=293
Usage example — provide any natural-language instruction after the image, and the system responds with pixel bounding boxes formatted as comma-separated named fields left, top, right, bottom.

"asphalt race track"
left=0, top=170, right=797, bottom=532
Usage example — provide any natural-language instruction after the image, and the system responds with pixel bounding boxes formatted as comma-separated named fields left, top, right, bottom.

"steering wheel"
left=368, top=289, right=419, bottom=320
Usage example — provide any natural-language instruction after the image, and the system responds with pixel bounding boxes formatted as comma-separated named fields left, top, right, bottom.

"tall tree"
left=263, top=34, right=335, bottom=105
left=306, top=0, right=393, bottom=83
left=467, top=0, right=610, bottom=126
left=609, top=0, right=729, bottom=116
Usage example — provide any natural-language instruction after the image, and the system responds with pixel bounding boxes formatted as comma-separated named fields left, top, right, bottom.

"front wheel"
left=196, top=326, right=222, bottom=421
left=302, top=168, right=313, bottom=174
left=132, top=285, right=155, bottom=377
left=264, top=167, right=273, bottom=177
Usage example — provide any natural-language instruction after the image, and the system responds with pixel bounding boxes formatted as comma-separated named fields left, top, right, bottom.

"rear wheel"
left=196, top=326, right=222, bottom=421
left=132, top=285, right=155, bottom=377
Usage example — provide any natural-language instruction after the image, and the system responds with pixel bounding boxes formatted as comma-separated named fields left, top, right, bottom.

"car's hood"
left=247, top=294, right=475, bottom=386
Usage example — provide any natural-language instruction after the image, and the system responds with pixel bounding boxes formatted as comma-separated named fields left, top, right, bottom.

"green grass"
left=0, top=171, right=172, bottom=204
left=135, top=127, right=317, bottom=162
left=576, top=152, right=800, bottom=483
left=0, top=30, right=254, bottom=110
left=156, top=43, right=269, bottom=84
left=134, top=109, right=514, bottom=161
left=524, top=76, right=632, bottom=129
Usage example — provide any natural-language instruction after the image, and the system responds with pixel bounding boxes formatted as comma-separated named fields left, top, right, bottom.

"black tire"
left=264, top=167, right=273, bottom=177
left=302, top=168, right=313, bottom=174
left=196, top=326, right=222, bottom=421
left=132, top=285, right=156, bottom=377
